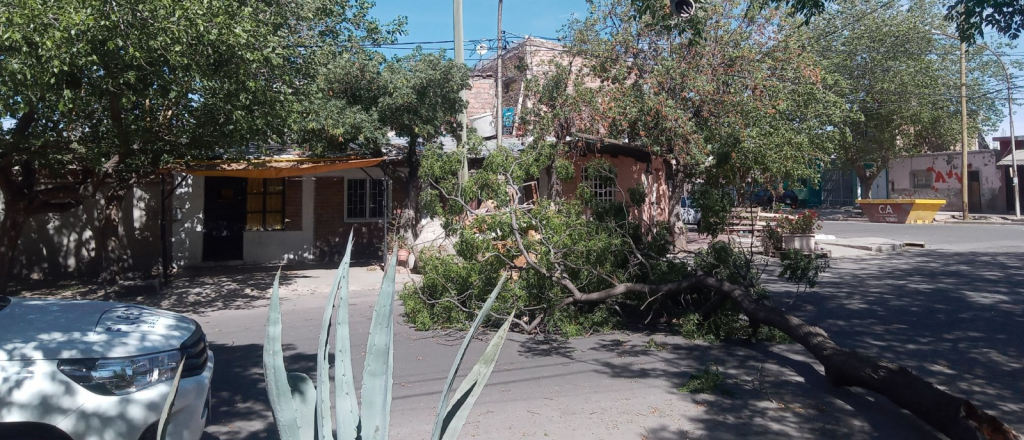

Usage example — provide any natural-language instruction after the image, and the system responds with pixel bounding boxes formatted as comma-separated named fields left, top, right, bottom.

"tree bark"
left=668, top=168, right=687, bottom=253
left=706, top=277, right=1022, bottom=440
left=854, top=163, right=882, bottom=199
left=97, top=181, right=132, bottom=284
left=0, top=201, right=28, bottom=295
left=544, top=163, right=563, bottom=200
left=402, top=135, right=422, bottom=241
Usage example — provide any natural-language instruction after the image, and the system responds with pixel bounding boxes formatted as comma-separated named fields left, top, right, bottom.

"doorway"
left=967, top=171, right=981, bottom=213
left=203, top=177, right=247, bottom=261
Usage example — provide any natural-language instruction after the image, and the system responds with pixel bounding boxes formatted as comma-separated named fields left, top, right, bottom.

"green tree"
left=377, top=49, right=470, bottom=238
left=0, top=0, right=400, bottom=289
left=521, top=0, right=849, bottom=247
left=806, top=0, right=1006, bottom=197
left=633, top=0, right=1024, bottom=44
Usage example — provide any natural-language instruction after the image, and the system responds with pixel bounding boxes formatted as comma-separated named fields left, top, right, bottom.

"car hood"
left=0, top=298, right=197, bottom=361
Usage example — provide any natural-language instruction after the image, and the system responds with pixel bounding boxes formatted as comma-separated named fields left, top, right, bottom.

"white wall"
left=1, top=182, right=162, bottom=279
left=172, top=174, right=205, bottom=268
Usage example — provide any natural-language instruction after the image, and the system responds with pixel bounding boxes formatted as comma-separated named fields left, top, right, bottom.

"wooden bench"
left=724, top=207, right=767, bottom=236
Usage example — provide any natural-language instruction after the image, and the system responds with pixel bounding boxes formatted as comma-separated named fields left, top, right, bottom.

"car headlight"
left=58, top=350, right=184, bottom=396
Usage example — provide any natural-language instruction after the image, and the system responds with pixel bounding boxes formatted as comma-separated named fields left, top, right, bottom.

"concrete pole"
left=960, top=38, right=970, bottom=221
left=496, top=0, right=504, bottom=153
left=454, top=0, right=469, bottom=184
left=1002, top=62, right=1020, bottom=218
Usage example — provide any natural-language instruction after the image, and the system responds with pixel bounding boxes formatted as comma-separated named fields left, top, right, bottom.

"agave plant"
left=263, top=232, right=514, bottom=440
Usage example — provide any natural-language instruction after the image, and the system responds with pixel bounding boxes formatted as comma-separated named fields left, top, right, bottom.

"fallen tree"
left=701, top=275, right=1022, bottom=440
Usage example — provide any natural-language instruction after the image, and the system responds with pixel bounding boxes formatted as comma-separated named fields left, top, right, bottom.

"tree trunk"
left=668, top=169, right=687, bottom=253
left=0, top=201, right=27, bottom=295
left=854, top=163, right=881, bottom=199
left=402, top=135, right=422, bottom=241
left=544, top=163, right=563, bottom=200
left=97, top=183, right=131, bottom=285
left=707, top=278, right=1022, bottom=440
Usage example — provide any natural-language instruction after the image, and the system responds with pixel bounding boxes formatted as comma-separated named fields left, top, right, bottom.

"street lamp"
left=932, top=30, right=1019, bottom=218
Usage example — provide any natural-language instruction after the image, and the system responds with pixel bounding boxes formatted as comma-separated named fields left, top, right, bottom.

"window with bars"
left=911, top=170, right=933, bottom=189
left=247, top=178, right=285, bottom=230
left=346, top=178, right=387, bottom=220
left=582, top=166, right=618, bottom=203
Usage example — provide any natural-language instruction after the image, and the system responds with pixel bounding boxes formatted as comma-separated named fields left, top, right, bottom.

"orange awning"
left=177, top=157, right=384, bottom=178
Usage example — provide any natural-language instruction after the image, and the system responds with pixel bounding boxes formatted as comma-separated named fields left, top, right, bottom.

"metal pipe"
left=496, top=0, right=503, bottom=153
left=454, top=0, right=469, bottom=184
left=960, top=37, right=969, bottom=220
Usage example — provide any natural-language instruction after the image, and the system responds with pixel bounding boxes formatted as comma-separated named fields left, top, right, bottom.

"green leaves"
left=264, top=233, right=512, bottom=440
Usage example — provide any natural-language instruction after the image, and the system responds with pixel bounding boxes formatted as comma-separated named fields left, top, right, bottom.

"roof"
left=997, top=150, right=1024, bottom=166
left=175, top=157, right=384, bottom=178
left=571, top=133, right=652, bottom=163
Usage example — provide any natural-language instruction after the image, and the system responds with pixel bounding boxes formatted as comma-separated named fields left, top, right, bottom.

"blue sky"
left=368, top=0, right=589, bottom=63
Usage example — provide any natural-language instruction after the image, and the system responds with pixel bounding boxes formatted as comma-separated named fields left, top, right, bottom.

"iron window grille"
left=346, top=178, right=388, bottom=221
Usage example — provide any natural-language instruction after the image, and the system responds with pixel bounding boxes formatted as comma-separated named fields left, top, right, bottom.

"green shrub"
left=679, top=363, right=734, bottom=397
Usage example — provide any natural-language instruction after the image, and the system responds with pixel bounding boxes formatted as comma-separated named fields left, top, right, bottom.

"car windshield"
left=0, top=295, right=9, bottom=312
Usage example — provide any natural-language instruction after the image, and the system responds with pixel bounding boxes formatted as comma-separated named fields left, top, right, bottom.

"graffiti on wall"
left=925, top=166, right=962, bottom=187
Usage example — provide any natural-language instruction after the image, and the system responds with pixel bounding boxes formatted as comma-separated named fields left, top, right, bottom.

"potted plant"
left=386, top=233, right=412, bottom=267
left=777, top=210, right=822, bottom=252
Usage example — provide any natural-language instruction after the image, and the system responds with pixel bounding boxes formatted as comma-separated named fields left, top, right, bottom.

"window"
left=911, top=170, right=932, bottom=189
left=247, top=178, right=285, bottom=230
left=582, top=166, right=618, bottom=203
left=346, top=178, right=387, bottom=220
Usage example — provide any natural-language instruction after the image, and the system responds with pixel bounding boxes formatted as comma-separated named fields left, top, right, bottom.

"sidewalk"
left=683, top=227, right=899, bottom=259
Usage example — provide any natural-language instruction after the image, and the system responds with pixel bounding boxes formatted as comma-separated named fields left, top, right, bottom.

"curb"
left=827, top=242, right=904, bottom=253
left=942, top=220, right=1023, bottom=226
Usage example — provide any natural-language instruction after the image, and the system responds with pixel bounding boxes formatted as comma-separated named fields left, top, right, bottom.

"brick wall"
left=467, top=79, right=496, bottom=119
left=314, top=176, right=404, bottom=261
left=284, top=177, right=303, bottom=231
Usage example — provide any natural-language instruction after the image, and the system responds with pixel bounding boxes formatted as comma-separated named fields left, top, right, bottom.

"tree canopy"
left=0, top=0, right=411, bottom=288
left=634, top=0, right=1024, bottom=44
left=805, top=0, right=1007, bottom=196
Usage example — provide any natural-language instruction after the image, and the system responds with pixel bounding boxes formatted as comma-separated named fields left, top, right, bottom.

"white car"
left=0, top=295, right=214, bottom=440
left=680, top=196, right=701, bottom=227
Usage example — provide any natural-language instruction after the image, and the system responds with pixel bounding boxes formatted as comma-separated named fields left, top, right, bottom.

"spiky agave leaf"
left=430, top=273, right=509, bottom=440
left=156, top=361, right=185, bottom=440
left=438, top=315, right=515, bottom=440
left=334, top=232, right=361, bottom=439
left=317, top=232, right=355, bottom=439
left=359, top=248, right=399, bottom=440
left=263, top=269, right=306, bottom=440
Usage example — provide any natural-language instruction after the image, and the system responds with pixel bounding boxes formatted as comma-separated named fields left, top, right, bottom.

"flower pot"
left=396, top=248, right=411, bottom=268
left=782, top=234, right=815, bottom=252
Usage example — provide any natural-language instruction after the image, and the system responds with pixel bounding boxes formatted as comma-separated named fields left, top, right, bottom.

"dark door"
left=203, top=177, right=247, bottom=261
left=968, top=171, right=982, bottom=213
left=1007, top=166, right=1024, bottom=213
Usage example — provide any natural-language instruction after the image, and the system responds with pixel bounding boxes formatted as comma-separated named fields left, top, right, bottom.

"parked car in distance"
left=749, top=189, right=800, bottom=209
left=680, top=196, right=701, bottom=227
left=0, top=295, right=213, bottom=440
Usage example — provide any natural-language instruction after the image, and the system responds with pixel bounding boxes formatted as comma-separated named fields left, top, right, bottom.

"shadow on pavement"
left=510, top=248, right=1022, bottom=438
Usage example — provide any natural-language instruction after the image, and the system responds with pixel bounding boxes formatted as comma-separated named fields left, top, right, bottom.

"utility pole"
left=934, top=29, right=1014, bottom=218
left=495, top=0, right=504, bottom=153
left=1000, top=59, right=1020, bottom=218
left=454, top=0, right=469, bottom=184
left=959, top=36, right=970, bottom=221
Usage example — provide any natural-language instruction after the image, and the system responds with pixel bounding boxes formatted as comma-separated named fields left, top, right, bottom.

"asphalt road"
left=193, top=222, right=1024, bottom=440
left=822, top=220, right=1024, bottom=251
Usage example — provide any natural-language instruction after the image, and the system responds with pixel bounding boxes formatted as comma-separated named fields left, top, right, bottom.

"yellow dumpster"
left=856, top=199, right=946, bottom=224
